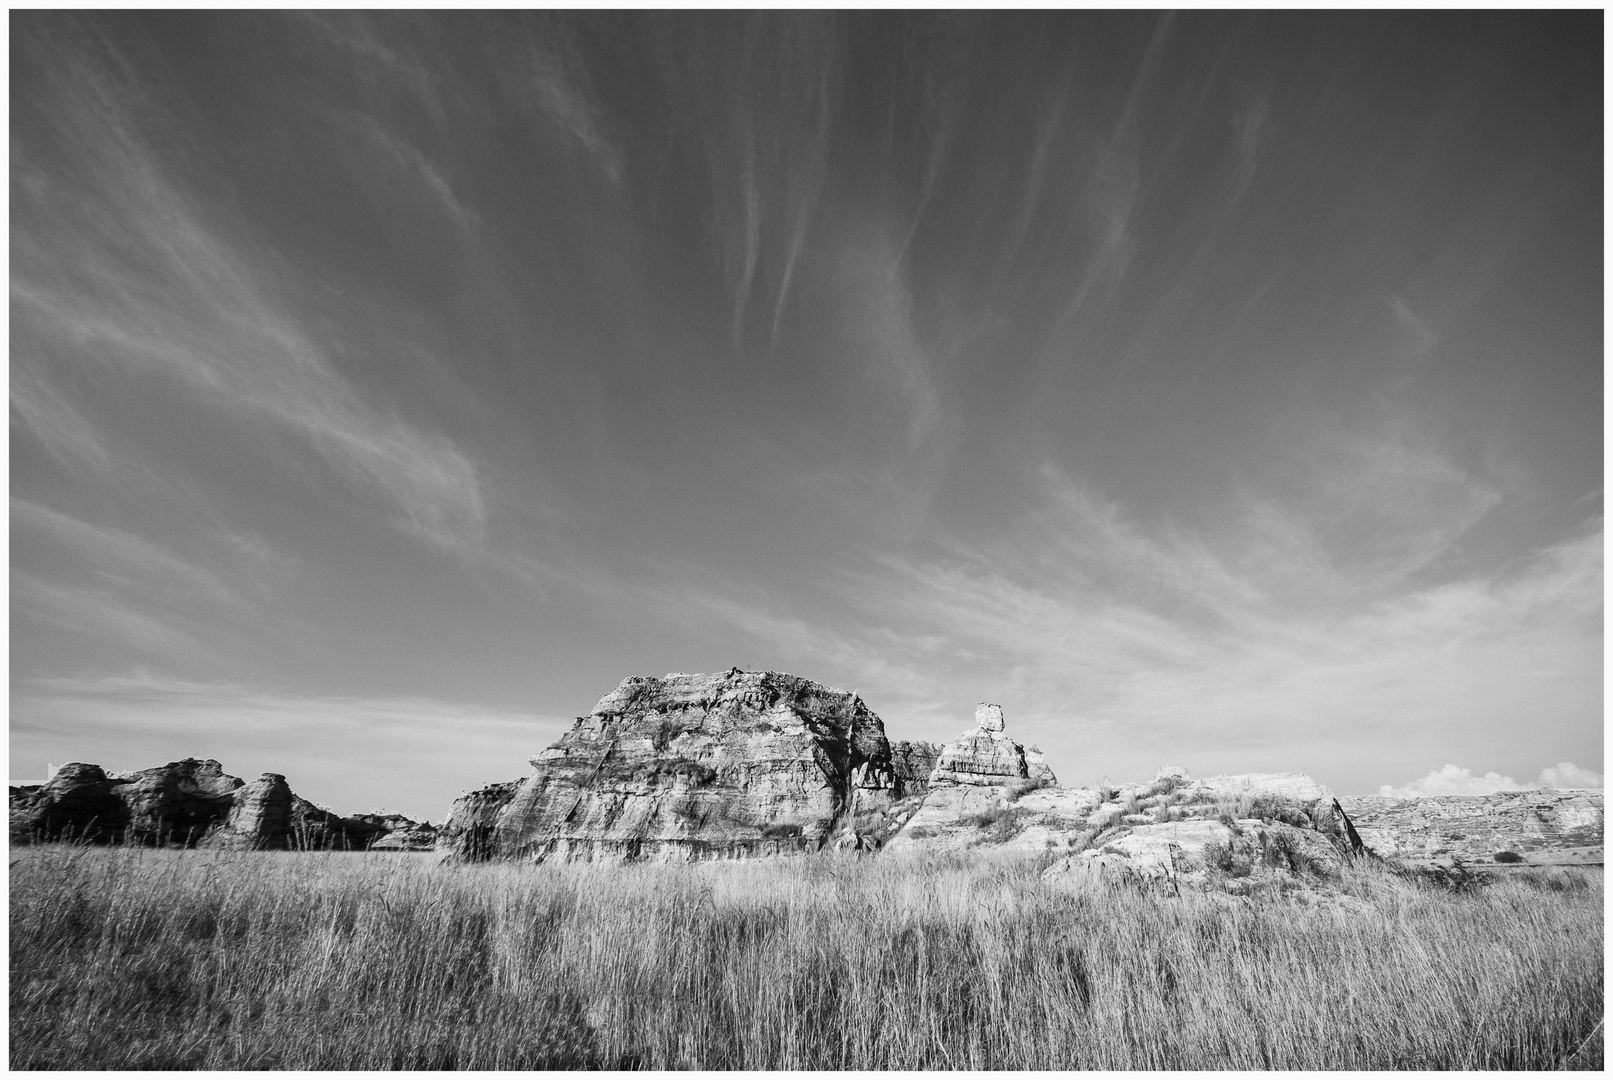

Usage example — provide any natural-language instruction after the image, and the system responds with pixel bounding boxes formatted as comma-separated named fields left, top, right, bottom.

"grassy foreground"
left=9, top=845, right=1603, bottom=1070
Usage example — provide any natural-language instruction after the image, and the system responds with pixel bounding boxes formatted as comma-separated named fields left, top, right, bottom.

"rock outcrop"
left=1043, top=818, right=1345, bottom=887
left=113, top=758, right=244, bottom=845
left=884, top=705, right=1063, bottom=853
left=9, top=758, right=432, bottom=851
left=440, top=670, right=901, bottom=862
left=442, top=780, right=526, bottom=860
left=1339, top=789, right=1604, bottom=869
left=203, top=773, right=293, bottom=851
left=8, top=763, right=128, bottom=843
left=352, top=813, right=441, bottom=851
left=930, top=703, right=1052, bottom=786
left=887, top=741, right=1366, bottom=895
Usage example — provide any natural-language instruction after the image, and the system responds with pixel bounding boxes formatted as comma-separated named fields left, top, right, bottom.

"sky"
left=10, top=11, right=1603, bottom=821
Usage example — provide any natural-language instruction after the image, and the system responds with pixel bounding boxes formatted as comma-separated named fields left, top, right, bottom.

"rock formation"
left=442, top=779, right=526, bottom=860
left=9, top=763, right=128, bottom=843
left=353, top=813, right=441, bottom=851
left=1042, top=817, right=1345, bottom=890
left=9, top=758, right=432, bottom=851
left=883, top=704, right=1063, bottom=853
left=440, top=670, right=901, bottom=862
left=930, top=703, right=1051, bottom=785
left=203, top=773, right=292, bottom=851
left=1339, top=788, right=1604, bottom=869
left=113, top=758, right=244, bottom=845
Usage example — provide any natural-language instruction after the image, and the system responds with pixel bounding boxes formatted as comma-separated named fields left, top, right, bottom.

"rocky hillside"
left=881, top=707, right=1362, bottom=889
left=9, top=759, right=435, bottom=851
left=1339, top=789, right=1603, bottom=870
left=442, top=676, right=1603, bottom=890
left=440, top=669, right=907, bottom=861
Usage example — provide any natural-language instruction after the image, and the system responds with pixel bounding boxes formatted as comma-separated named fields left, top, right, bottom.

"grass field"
left=9, top=844, right=1603, bottom=1070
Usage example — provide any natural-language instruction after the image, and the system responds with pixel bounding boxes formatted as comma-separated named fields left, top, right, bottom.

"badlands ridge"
left=13, top=670, right=1602, bottom=888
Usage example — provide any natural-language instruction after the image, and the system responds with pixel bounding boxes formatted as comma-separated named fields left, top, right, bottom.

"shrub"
left=1204, top=841, right=1253, bottom=878
left=1259, top=830, right=1318, bottom=876
left=1146, top=774, right=1186, bottom=800
left=963, top=805, right=1031, bottom=844
left=1493, top=851, right=1524, bottom=864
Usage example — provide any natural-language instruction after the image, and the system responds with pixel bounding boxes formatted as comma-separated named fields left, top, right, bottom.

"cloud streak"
left=12, top=498, right=241, bottom=610
left=12, top=574, right=218, bottom=662
left=11, top=22, right=488, bottom=556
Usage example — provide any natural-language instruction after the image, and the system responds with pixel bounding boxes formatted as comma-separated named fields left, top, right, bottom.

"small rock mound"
left=1042, top=818, right=1345, bottom=889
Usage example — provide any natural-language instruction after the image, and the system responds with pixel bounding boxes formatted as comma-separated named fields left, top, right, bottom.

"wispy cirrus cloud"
left=341, top=112, right=480, bottom=231
left=10, top=493, right=307, bottom=676
left=12, top=498, right=241, bottom=610
left=11, top=21, right=487, bottom=556
left=611, top=413, right=1597, bottom=794
left=525, top=41, right=624, bottom=185
left=9, top=366, right=116, bottom=475
left=301, top=12, right=446, bottom=122
left=11, top=574, right=219, bottom=663
left=830, top=230, right=944, bottom=454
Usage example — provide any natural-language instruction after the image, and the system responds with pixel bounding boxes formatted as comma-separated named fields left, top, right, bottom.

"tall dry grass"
left=9, top=844, right=1602, bottom=1069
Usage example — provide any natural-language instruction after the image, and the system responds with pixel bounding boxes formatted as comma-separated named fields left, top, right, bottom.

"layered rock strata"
left=930, top=703, right=1049, bottom=785
left=9, top=759, right=431, bottom=851
left=442, top=780, right=526, bottom=860
left=440, top=670, right=901, bottom=862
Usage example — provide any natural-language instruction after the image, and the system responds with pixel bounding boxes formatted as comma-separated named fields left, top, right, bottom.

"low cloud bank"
left=1379, top=761, right=1603, bottom=798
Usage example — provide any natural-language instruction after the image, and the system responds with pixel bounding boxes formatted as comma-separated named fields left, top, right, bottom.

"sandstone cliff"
left=440, top=669, right=900, bottom=862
